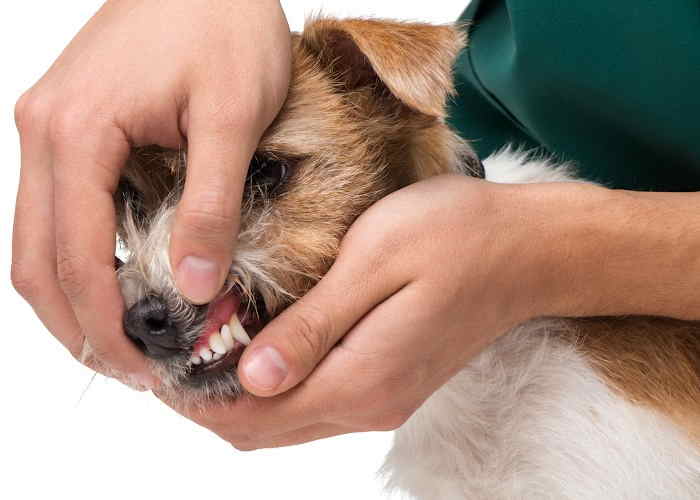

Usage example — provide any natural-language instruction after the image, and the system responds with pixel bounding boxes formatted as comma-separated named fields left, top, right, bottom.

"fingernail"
left=243, top=347, right=288, bottom=390
left=176, top=256, right=220, bottom=304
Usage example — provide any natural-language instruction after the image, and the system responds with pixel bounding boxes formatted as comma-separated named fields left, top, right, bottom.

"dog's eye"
left=246, top=154, right=288, bottom=193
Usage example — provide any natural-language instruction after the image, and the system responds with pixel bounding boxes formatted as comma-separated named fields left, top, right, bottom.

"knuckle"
left=286, top=304, right=334, bottom=364
left=10, top=260, right=43, bottom=301
left=47, top=105, right=89, bottom=146
left=229, top=440, right=258, bottom=452
left=14, top=89, right=51, bottom=133
left=55, top=251, right=90, bottom=301
left=342, top=222, right=396, bottom=275
left=193, top=412, right=262, bottom=442
left=177, top=205, right=237, bottom=244
left=223, top=428, right=257, bottom=447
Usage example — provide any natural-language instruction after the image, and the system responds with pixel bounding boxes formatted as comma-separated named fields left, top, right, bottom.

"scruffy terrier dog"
left=107, top=18, right=700, bottom=500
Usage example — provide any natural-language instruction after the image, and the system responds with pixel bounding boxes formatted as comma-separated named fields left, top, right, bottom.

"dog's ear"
left=301, top=18, right=466, bottom=118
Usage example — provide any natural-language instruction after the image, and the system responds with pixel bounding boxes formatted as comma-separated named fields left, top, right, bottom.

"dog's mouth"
left=186, top=291, right=267, bottom=378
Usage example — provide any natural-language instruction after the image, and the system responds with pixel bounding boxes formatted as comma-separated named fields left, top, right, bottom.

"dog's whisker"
left=75, top=372, right=98, bottom=408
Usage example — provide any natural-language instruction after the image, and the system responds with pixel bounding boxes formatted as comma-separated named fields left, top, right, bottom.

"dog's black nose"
left=124, top=296, right=181, bottom=359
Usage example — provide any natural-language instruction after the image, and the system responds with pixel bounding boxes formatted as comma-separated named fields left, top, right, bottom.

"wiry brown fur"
left=119, top=18, right=473, bottom=305
left=113, top=18, right=474, bottom=404
left=302, top=18, right=466, bottom=118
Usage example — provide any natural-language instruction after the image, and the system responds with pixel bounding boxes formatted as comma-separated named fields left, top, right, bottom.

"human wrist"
left=502, top=182, right=700, bottom=321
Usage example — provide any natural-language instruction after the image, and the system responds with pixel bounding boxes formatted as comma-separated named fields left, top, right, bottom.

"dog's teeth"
left=229, top=314, right=252, bottom=346
left=199, top=348, right=213, bottom=362
left=220, top=324, right=235, bottom=350
left=212, top=352, right=223, bottom=361
left=209, top=333, right=227, bottom=355
left=190, top=355, right=202, bottom=365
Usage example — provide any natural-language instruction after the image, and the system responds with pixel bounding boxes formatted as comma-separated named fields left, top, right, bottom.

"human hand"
left=12, top=0, right=291, bottom=387
left=160, top=175, right=545, bottom=449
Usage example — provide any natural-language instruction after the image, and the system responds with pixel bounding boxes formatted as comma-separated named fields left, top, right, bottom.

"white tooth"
left=199, top=348, right=213, bottom=362
left=229, top=315, right=252, bottom=346
left=220, top=324, right=235, bottom=351
left=212, top=352, right=223, bottom=361
left=209, top=333, right=227, bottom=355
left=190, top=355, right=202, bottom=365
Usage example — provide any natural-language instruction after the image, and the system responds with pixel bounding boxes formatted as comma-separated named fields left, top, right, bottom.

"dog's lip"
left=192, top=293, right=241, bottom=352
left=188, top=325, right=267, bottom=378
left=183, top=289, right=269, bottom=381
left=187, top=309, right=266, bottom=379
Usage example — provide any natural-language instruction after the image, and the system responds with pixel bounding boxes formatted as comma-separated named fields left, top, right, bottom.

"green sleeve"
left=448, top=0, right=700, bottom=191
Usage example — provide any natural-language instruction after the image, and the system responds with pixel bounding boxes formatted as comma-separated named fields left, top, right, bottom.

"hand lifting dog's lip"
left=87, top=17, right=479, bottom=406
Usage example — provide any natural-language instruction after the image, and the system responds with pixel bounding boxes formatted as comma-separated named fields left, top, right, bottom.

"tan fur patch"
left=301, top=18, right=466, bottom=118
left=569, top=317, right=700, bottom=443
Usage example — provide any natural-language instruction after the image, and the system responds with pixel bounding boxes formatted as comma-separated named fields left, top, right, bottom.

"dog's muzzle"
left=124, top=289, right=260, bottom=380
left=124, top=296, right=182, bottom=359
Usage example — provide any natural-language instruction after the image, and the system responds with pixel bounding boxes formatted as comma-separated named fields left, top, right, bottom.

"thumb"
left=238, top=252, right=405, bottom=397
left=170, top=120, right=257, bottom=304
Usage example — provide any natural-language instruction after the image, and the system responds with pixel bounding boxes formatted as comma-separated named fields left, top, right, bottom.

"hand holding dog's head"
left=106, top=18, right=477, bottom=405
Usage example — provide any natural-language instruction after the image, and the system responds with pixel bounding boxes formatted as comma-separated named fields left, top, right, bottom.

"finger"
left=154, top=385, right=328, bottom=437
left=237, top=283, right=473, bottom=438
left=232, top=423, right=351, bottom=451
left=52, top=119, right=156, bottom=387
left=238, top=243, right=408, bottom=397
left=334, top=279, right=494, bottom=414
left=247, top=282, right=470, bottom=437
left=12, top=119, right=84, bottom=358
left=169, top=104, right=259, bottom=305
left=155, top=386, right=350, bottom=449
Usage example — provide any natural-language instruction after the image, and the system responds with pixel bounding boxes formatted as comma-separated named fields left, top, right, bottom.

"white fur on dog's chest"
left=385, top=320, right=700, bottom=499
left=381, top=150, right=700, bottom=500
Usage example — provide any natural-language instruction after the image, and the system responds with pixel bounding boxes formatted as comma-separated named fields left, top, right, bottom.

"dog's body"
left=387, top=318, right=700, bottom=499
left=384, top=150, right=700, bottom=499
left=107, top=18, right=700, bottom=499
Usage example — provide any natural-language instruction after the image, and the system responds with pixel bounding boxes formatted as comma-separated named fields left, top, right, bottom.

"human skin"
left=12, top=0, right=291, bottom=387
left=160, top=176, right=700, bottom=450
left=13, top=0, right=700, bottom=449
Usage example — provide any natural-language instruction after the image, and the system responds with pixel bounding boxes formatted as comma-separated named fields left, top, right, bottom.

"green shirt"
left=448, top=1, right=700, bottom=191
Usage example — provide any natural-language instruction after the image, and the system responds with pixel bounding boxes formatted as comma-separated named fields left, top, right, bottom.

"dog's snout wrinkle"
left=124, top=295, right=181, bottom=359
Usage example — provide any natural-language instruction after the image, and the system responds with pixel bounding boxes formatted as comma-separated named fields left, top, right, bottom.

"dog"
left=99, top=17, right=700, bottom=499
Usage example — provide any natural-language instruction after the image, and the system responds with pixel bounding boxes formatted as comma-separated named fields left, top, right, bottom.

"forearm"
left=504, top=182, right=700, bottom=321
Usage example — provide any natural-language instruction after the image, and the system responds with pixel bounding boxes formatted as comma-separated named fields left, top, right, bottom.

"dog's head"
left=111, top=18, right=480, bottom=404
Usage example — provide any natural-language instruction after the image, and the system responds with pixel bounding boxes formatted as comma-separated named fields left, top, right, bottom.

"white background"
left=1, top=2, right=468, bottom=499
